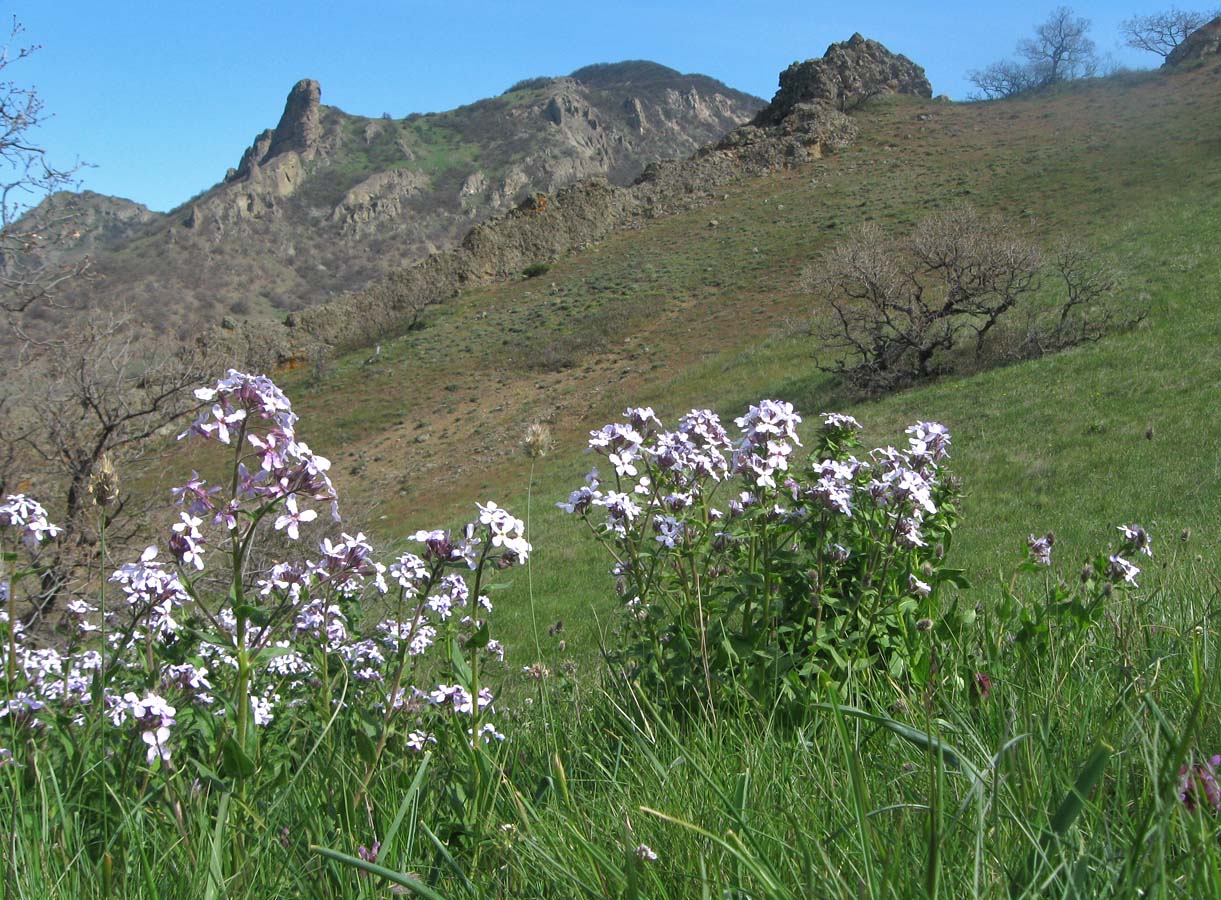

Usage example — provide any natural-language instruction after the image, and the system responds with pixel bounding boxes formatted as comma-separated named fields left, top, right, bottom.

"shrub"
left=522, top=261, right=552, bottom=279
left=804, top=206, right=1124, bottom=393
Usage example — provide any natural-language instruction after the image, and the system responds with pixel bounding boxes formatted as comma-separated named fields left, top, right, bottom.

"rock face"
left=266, top=78, right=322, bottom=158
left=755, top=33, right=932, bottom=125
left=204, top=36, right=931, bottom=366
left=1165, top=16, right=1221, bottom=67
left=229, top=79, right=323, bottom=181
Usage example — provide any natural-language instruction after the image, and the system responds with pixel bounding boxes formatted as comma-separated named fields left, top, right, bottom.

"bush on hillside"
left=803, top=206, right=1128, bottom=393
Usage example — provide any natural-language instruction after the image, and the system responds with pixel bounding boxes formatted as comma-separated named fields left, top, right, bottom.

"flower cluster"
left=733, top=400, right=803, bottom=489
left=176, top=368, right=339, bottom=538
left=0, top=494, right=62, bottom=547
left=2, top=372, right=526, bottom=780
left=108, top=692, right=177, bottom=764
left=1027, top=532, right=1054, bottom=566
left=1180, top=754, right=1221, bottom=815
left=561, top=401, right=959, bottom=701
left=1103, top=523, right=1152, bottom=588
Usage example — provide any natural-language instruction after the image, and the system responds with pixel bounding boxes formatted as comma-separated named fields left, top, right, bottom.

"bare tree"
left=966, top=60, right=1041, bottom=101
left=4, top=316, right=209, bottom=622
left=968, top=7, right=1099, bottom=99
left=1018, top=6, right=1098, bottom=83
left=0, top=18, right=87, bottom=326
left=0, top=20, right=207, bottom=625
left=1121, top=7, right=1219, bottom=58
left=804, top=207, right=1125, bottom=392
left=1014, top=238, right=1138, bottom=358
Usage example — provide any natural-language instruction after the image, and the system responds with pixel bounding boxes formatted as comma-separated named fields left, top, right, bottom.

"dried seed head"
left=523, top=661, right=550, bottom=680
left=90, top=454, right=120, bottom=508
left=522, top=422, right=553, bottom=459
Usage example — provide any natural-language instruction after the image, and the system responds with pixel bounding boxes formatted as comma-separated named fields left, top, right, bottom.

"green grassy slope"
left=275, top=63, right=1221, bottom=667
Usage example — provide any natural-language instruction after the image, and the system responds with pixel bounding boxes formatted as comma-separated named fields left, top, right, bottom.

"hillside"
left=9, top=31, right=1221, bottom=898
left=238, top=53, right=1221, bottom=659
left=16, top=62, right=761, bottom=338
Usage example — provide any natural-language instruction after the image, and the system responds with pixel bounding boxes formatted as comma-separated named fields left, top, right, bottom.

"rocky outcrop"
left=203, top=36, right=928, bottom=366
left=267, top=79, right=322, bottom=157
left=330, top=168, right=430, bottom=232
left=1165, top=16, right=1221, bottom=67
left=229, top=79, right=323, bottom=181
left=755, top=33, right=931, bottom=125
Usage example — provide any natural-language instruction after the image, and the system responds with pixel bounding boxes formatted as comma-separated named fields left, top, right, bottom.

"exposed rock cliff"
left=755, top=33, right=932, bottom=125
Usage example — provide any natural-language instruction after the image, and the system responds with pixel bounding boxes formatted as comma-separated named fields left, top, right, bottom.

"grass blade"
left=311, top=844, right=448, bottom=899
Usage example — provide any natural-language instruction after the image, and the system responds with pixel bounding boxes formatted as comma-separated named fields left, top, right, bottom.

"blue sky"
left=10, top=0, right=1173, bottom=212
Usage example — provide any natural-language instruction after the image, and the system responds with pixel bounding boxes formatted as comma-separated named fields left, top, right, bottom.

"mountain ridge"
left=205, top=33, right=932, bottom=366
left=17, top=61, right=764, bottom=337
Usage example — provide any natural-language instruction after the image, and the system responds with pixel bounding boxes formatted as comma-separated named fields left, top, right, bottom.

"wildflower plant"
left=559, top=401, right=968, bottom=712
left=988, top=520, right=1154, bottom=664
left=0, top=369, right=527, bottom=880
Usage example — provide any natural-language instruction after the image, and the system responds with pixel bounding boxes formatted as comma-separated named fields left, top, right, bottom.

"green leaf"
left=189, top=758, right=231, bottom=793
left=1049, top=742, right=1111, bottom=838
left=1012, top=741, right=1111, bottom=895
left=249, top=645, right=300, bottom=667
left=232, top=604, right=270, bottom=626
left=935, top=567, right=971, bottom=589
left=449, top=640, right=473, bottom=684
left=466, top=621, right=490, bottom=651
left=813, top=702, right=984, bottom=787
left=220, top=736, right=256, bottom=779
left=354, top=729, right=377, bottom=767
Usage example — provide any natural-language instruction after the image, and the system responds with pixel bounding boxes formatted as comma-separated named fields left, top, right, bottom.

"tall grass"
left=5, top=554, right=1219, bottom=897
